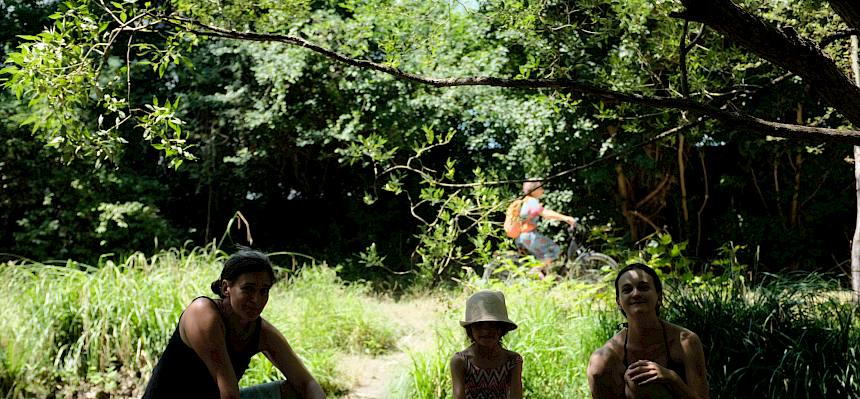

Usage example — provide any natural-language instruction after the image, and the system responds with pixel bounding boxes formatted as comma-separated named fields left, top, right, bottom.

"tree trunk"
left=789, top=151, right=802, bottom=228
left=790, top=104, right=804, bottom=229
left=678, top=134, right=689, bottom=226
left=851, top=35, right=860, bottom=304
left=853, top=146, right=860, bottom=304
left=617, top=164, right=638, bottom=241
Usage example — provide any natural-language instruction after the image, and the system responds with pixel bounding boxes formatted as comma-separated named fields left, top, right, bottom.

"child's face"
left=470, top=321, right=504, bottom=346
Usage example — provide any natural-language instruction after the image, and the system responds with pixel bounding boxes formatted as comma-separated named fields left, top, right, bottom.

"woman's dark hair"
left=210, top=248, right=276, bottom=298
left=614, top=263, right=663, bottom=317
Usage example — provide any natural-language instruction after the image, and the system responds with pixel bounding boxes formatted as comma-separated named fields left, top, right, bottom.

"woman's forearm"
left=300, top=379, right=326, bottom=399
left=541, top=209, right=573, bottom=222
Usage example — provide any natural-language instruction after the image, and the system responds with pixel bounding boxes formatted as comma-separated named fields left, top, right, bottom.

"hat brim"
left=460, top=319, right=518, bottom=331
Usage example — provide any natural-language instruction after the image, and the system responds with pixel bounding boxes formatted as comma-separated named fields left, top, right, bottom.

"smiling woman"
left=587, top=264, right=709, bottom=399
left=142, top=248, right=326, bottom=399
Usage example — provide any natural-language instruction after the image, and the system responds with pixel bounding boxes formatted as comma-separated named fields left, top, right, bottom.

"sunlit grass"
left=3, top=246, right=858, bottom=399
left=0, top=246, right=397, bottom=398
left=392, top=276, right=618, bottom=399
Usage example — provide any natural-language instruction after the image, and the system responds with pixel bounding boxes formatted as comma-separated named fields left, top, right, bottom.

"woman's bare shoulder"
left=179, top=298, right=224, bottom=344
left=504, top=349, right=523, bottom=363
left=664, top=321, right=702, bottom=345
left=182, top=297, right=220, bottom=322
left=259, top=317, right=277, bottom=334
left=589, top=332, right=625, bottom=370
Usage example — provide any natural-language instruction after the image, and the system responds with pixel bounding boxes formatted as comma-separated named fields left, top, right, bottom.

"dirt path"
left=337, top=295, right=447, bottom=398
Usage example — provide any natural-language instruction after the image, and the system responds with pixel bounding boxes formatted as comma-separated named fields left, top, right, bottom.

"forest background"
left=3, top=0, right=860, bottom=282
left=1, top=0, right=860, bottom=398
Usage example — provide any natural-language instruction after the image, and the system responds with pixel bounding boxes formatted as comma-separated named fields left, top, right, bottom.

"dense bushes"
left=664, top=273, right=859, bottom=399
left=2, top=0, right=858, bottom=283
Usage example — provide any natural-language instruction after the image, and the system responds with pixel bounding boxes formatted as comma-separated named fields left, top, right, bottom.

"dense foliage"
left=1, top=0, right=858, bottom=286
left=3, top=2, right=860, bottom=397
left=664, top=273, right=859, bottom=398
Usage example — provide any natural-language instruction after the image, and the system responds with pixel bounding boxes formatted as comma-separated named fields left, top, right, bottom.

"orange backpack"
left=503, top=199, right=525, bottom=238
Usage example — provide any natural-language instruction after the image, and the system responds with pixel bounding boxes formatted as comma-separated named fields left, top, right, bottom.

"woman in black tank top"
left=587, top=263, right=709, bottom=399
left=142, top=249, right=326, bottom=399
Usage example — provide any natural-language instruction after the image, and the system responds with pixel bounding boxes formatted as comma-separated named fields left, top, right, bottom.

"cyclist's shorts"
left=515, top=230, right=560, bottom=261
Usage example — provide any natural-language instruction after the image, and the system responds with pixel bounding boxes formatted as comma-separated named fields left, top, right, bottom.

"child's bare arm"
left=450, top=355, right=466, bottom=399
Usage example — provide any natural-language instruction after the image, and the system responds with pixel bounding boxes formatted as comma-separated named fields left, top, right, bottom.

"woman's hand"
left=564, top=216, right=576, bottom=227
left=624, top=360, right=678, bottom=386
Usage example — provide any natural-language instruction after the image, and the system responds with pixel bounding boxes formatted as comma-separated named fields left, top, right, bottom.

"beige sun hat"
left=459, top=290, right=518, bottom=331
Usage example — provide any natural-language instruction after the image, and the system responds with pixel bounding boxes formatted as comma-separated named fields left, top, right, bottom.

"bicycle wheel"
left=565, top=252, right=618, bottom=281
left=481, top=261, right=502, bottom=282
left=481, top=253, right=519, bottom=283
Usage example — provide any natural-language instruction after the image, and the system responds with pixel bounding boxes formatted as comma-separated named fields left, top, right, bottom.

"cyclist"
left=515, top=180, right=576, bottom=278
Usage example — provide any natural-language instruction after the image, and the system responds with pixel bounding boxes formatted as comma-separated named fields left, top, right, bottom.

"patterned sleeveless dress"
left=455, top=350, right=523, bottom=399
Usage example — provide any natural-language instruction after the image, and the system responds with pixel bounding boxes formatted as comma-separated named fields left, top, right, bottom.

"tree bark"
left=829, top=0, right=860, bottom=30
left=829, top=0, right=860, bottom=302
left=853, top=146, right=860, bottom=304
left=851, top=35, right=860, bottom=304
left=789, top=152, right=802, bottom=229
left=617, top=164, right=638, bottom=241
left=695, top=149, right=709, bottom=256
left=790, top=104, right=803, bottom=229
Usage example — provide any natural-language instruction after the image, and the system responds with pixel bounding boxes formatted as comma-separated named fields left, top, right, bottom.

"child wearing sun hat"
left=450, top=290, right=523, bottom=399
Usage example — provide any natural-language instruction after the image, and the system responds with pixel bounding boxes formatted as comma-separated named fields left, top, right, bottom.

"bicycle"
left=481, top=223, right=618, bottom=283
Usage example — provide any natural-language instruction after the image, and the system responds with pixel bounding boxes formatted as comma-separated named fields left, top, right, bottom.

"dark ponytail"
left=210, top=279, right=224, bottom=296
left=211, top=247, right=276, bottom=298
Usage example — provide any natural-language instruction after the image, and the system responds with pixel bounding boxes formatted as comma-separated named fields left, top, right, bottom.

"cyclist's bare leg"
left=529, top=258, right=553, bottom=279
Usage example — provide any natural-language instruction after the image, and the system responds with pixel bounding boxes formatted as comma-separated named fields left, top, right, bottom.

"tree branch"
left=158, top=16, right=860, bottom=144
left=827, top=0, right=860, bottom=31
left=821, top=29, right=860, bottom=48
left=677, top=0, right=860, bottom=127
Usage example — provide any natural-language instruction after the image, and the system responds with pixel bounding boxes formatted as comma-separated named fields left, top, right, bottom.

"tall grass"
left=0, top=246, right=397, bottom=398
left=243, top=265, right=398, bottom=394
left=0, top=247, right=212, bottom=398
left=665, top=273, right=860, bottom=399
left=393, top=277, right=618, bottom=399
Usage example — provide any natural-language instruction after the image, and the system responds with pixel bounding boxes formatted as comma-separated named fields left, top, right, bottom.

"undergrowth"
left=0, top=246, right=396, bottom=398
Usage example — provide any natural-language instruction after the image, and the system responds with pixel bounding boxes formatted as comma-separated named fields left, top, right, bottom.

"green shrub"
left=664, top=273, right=859, bottom=399
left=0, top=248, right=216, bottom=398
